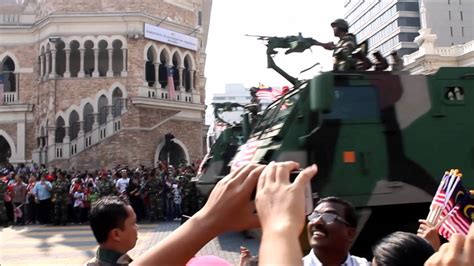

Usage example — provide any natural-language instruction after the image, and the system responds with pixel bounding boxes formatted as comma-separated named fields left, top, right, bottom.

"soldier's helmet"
left=331, top=19, right=349, bottom=31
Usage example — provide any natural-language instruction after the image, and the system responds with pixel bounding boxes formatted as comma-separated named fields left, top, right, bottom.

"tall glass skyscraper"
left=344, top=0, right=474, bottom=57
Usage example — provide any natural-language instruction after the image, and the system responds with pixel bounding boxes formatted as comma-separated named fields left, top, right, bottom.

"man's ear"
left=109, top=228, right=121, bottom=242
left=347, top=227, right=357, bottom=242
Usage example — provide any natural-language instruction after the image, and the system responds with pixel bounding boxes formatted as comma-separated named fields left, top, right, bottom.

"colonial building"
left=0, top=0, right=212, bottom=169
left=403, top=0, right=474, bottom=74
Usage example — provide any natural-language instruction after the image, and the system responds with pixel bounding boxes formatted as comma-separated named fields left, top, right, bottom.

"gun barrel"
left=244, top=34, right=272, bottom=40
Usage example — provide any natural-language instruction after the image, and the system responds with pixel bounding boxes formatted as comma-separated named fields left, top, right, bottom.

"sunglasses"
left=307, top=212, right=351, bottom=226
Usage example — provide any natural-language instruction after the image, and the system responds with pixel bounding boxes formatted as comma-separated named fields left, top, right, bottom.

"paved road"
left=0, top=222, right=260, bottom=265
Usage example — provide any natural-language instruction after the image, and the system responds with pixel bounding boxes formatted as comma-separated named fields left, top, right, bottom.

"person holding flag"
left=418, top=169, right=474, bottom=251
left=10, top=174, right=26, bottom=225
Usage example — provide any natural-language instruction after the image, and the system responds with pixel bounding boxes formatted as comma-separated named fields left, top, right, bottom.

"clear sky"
left=204, top=0, right=345, bottom=103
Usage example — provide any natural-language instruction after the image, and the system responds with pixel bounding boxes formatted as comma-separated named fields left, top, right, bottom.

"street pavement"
left=0, top=221, right=260, bottom=266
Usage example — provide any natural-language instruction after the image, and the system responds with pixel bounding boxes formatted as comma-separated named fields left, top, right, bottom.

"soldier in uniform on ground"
left=52, top=171, right=70, bottom=225
left=144, top=171, right=164, bottom=222
left=96, top=172, right=117, bottom=197
left=315, top=18, right=357, bottom=71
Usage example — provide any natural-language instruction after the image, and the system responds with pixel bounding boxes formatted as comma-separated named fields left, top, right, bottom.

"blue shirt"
left=33, top=181, right=52, bottom=200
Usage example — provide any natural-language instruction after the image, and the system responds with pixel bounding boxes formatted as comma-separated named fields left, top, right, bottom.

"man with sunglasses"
left=303, top=197, right=369, bottom=266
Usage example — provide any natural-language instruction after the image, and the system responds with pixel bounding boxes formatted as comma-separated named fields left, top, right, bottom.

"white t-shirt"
left=303, top=250, right=369, bottom=266
left=116, top=178, right=129, bottom=193
left=173, top=188, right=182, bottom=205
left=74, top=191, right=85, bottom=208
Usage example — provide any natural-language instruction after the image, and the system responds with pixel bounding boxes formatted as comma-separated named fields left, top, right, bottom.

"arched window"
left=158, top=51, right=168, bottom=88
left=69, top=111, right=79, bottom=140
left=98, top=40, right=108, bottom=77
left=84, top=40, right=94, bottom=77
left=55, top=117, right=65, bottom=143
left=69, top=41, right=80, bottom=77
left=172, top=53, right=180, bottom=90
left=40, top=46, right=45, bottom=77
left=55, top=41, right=66, bottom=77
left=83, top=103, right=94, bottom=132
left=112, top=88, right=123, bottom=117
left=46, top=43, right=52, bottom=76
left=38, top=126, right=45, bottom=148
left=1, top=57, right=16, bottom=93
left=184, top=56, right=192, bottom=92
left=98, top=95, right=108, bottom=125
left=145, top=47, right=156, bottom=87
left=112, top=40, right=123, bottom=76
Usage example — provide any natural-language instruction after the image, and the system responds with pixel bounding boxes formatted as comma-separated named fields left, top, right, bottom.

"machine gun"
left=246, top=33, right=323, bottom=86
left=212, top=102, right=246, bottom=127
left=246, top=33, right=323, bottom=55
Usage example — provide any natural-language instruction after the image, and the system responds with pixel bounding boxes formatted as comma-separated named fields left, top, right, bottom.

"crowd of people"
left=84, top=162, right=474, bottom=266
left=1, top=160, right=473, bottom=265
left=0, top=162, right=202, bottom=227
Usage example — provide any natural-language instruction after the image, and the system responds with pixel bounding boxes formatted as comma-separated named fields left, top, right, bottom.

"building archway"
left=154, top=138, right=190, bottom=167
left=0, top=130, right=17, bottom=165
left=0, top=136, right=12, bottom=166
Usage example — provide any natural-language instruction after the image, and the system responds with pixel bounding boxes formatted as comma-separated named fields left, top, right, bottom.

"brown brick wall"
left=25, top=122, right=35, bottom=161
left=38, top=0, right=198, bottom=26
left=0, top=123, right=18, bottom=145
left=136, top=107, right=179, bottom=128
left=50, top=114, right=202, bottom=171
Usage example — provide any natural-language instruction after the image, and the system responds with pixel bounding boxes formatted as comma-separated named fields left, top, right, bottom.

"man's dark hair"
left=89, top=196, right=130, bottom=244
left=372, top=231, right=434, bottom=266
left=315, top=197, right=357, bottom=228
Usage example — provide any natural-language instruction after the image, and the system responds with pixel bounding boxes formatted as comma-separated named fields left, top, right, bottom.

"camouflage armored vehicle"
left=197, top=101, right=258, bottom=196
left=200, top=33, right=474, bottom=256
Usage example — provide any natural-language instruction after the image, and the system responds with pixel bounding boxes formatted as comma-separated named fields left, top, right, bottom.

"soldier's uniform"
left=144, top=175, right=164, bottom=221
left=331, top=19, right=357, bottom=72
left=333, top=34, right=356, bottom=71
left=180, top=175, right=193, bottom=217
left=85, top=247, right=132, bottom=266
left=52, top=177, right=70, bottom=225
left=97, top=178, right=116, bottom=197
left=0, top=179, right=9, bottom=226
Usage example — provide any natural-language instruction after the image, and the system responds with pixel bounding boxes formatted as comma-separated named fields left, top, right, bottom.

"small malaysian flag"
left=438, top=193, right=473, bottom=239
left=230, top=138, right=260, bottom=172
left=214, top=120, right=227, bottom=134
left=168, top=68, right=176, bottom=100
left=256, top=84, right=285, bottom=102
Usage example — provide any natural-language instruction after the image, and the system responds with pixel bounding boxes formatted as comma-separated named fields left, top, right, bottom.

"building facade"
left=402, top=0, right=474, bottom=74
left=0, top=0, right=212, bottom=170
left=344, top=0, right=473, bottom=57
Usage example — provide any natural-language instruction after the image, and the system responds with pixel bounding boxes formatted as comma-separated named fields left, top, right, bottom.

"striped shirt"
left=303, top=250, right=369, bottom=266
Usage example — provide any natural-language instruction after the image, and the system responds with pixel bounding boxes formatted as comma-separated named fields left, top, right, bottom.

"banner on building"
left=144, top=23, right=198, bottom=51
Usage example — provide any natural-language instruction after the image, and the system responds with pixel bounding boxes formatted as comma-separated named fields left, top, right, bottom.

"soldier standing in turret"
left=316, top=18, right=357, bottom=71
left=52, top=171, right=70, bottom=225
